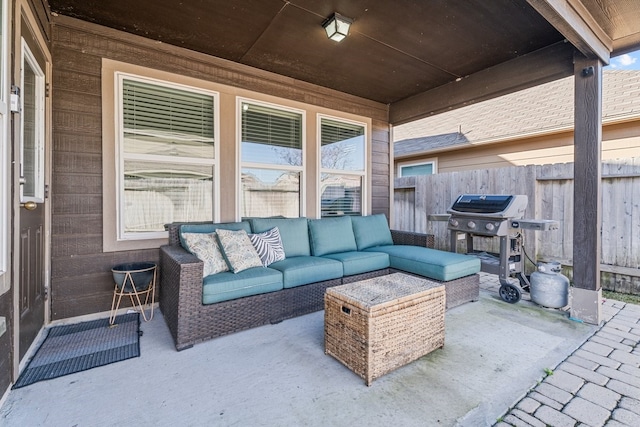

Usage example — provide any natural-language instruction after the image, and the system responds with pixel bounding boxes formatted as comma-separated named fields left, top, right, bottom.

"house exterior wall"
left=0, top=292, right=10, bottom=395
left=394, top=120, right=640, bottom=174
left=0, top=0, right=52, bottom=399
left=50, top=16, right=390, bottom=319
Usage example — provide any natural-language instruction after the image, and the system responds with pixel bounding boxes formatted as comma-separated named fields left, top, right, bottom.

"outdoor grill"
left=446, top=194, right=558, bottom=303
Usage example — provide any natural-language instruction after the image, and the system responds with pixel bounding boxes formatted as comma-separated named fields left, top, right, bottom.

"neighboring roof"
left=394, top=70, right=640, bottom=158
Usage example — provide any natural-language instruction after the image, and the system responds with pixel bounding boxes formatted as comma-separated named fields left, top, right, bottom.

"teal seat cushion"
left=179, top=221, right=251, bottom=249
left=268, top=256, right=343, bottom=288
left=351, top=214, right=393, bottom=250
left=202, top=267, right=283, bottom=304
left=249, top=218, right=310, bottom=257
left=308, top=216, right=357, bottom=256
left=322, top=251, right=389, bottom=276
left=365, top=245, right=481, bottom=281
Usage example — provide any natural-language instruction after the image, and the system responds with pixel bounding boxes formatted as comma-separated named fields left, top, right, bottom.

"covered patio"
left=2, top=0, right=640, bottom=419
left=33, top=0, right=639, bottom=325
left=3, top=276, right=635, bottom=426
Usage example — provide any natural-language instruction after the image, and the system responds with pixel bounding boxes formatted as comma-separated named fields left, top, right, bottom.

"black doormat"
left=13, top=313, right=141, bottom=389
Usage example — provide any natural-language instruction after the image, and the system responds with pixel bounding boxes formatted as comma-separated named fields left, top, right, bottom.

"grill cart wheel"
left=499, top=283, right=521, bottom=304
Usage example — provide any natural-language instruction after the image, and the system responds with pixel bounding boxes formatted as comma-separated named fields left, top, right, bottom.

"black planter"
left=112, top=262, right=156, bottom=293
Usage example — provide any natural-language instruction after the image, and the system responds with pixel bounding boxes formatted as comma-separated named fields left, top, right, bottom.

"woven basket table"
left=324, top=272, right=446, bottom=386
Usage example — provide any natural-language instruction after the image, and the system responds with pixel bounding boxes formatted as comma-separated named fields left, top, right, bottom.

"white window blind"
left=321, top=119, right=364, bottom=147
left=123, top=79, right=215, bottom=158
left=241, top=103, right=302, bottom=149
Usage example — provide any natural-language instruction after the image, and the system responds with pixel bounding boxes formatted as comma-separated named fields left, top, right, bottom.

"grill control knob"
left=449, top=219, right=459, bottom=227
left=485, top=223, right=495, bottom=231
left=467, top=221, right=476, bottom=229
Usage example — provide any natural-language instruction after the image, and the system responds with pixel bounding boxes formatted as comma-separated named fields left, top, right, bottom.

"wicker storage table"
left=324, top=273, right=445, bottom=385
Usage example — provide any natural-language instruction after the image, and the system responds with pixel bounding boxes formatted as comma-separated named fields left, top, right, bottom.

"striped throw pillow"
left=249, top=227, right=286, bottom=267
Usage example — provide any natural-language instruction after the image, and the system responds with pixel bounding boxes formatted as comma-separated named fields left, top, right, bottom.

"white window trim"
left=20, top=38, right=46, bottom=203
left=102, top=61, right=220, bottom=252
left=237, top=97, right=306, bottom=218
left=0, top=0, right=9, bottom=294
left=317, top=114, right=368, bottom=217
left=397, top=158, right=438, bottom=177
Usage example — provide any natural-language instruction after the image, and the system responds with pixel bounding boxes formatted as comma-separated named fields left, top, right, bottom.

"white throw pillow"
left=182, top=232, right=229, bottom=277
left=216, top=228, right=264, bottom=273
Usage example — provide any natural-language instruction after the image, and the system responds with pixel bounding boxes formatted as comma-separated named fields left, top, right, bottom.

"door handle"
left=21, top=201, right=37, bottom=210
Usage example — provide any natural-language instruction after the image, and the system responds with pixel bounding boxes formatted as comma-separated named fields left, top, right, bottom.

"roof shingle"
left=394, top=70, right=640, bottom=157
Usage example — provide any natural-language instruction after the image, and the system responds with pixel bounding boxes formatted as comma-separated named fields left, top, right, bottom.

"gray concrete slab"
left=0, top=286, right=597, bottom=427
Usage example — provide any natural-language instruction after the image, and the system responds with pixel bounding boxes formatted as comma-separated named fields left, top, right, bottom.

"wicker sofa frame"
left=160, top=225, right=479, bottom=351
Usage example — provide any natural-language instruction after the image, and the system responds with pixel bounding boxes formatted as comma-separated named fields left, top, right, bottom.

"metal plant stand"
left=110, top=262, right=157, bottom=325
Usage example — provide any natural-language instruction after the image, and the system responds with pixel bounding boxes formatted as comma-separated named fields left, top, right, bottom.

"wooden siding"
left=371, top=119, right=390, bottom=217
left=50, top=16, right=390, bottom=319
left=395, top=120, right=640, bottom=176
left=27, top=0, right=51, bottom=45
left=393, top=158, right=640, bottom=295
left=0, top=291, right=11, bottom=396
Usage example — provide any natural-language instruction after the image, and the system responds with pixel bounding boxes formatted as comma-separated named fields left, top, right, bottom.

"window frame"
left=237, top=98, right=306, bottom=218
left=317, top=114, right=368, bottom=217
left=102, top=62, right=220, bottom=252
left=20, top=39, right=46, bottom=203
left=397, top=158, right=438, bottom=177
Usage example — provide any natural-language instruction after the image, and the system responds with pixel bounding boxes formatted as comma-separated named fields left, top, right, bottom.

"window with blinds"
left=241, top=102, right=303, bottom=166
left=240, top=101, right=304, bottom=217
left=321, top=119, right=364, bottom=146
left=320, top=118, right=365, bottom=171
left=123, top=79, right=215, bottom=158
left=242, top=103, right=301, bottom=149
left=118, top=76, right=217, bottom=236
left=319, top=117, right=366, bottom=217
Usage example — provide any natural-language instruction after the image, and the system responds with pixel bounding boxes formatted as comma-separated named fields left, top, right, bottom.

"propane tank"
left=530, top=261, right=569, bottom=308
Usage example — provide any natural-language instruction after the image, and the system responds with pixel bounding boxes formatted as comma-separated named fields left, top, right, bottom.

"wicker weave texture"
left=389, top=268, right=479, bottom=309
left=390, top=230, right=435, bottom=248
left=341, top=269, right=390, bottom=284
left=160, top=242, right=348, bottom=350
left=160, top=224, right=473, bottom=351
left=443, top=274, right=480, bottom=309
left=325, top=274, right=445, bottom=385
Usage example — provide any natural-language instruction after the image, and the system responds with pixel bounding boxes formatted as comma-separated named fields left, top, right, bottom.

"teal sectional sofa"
left=160, top=214, right=480, bottom=350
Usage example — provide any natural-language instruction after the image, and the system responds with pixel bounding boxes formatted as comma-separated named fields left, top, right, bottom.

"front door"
left=17, top=38, right=46, bottom=360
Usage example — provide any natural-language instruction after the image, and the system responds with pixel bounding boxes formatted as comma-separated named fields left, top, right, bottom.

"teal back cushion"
left=179, top=221, right=251, bottom=249
left=308, top=216, right=357, bottom=256
left=249, top=218, right=310, bottom=257
left=351, top=214, right=393, bottom=250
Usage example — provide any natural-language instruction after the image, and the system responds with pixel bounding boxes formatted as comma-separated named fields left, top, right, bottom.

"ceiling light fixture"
left=322, top=12, right=352, bottom=42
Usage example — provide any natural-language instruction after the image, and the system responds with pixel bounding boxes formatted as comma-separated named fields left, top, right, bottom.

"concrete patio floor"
left=0, top=273, right=637, bottom=426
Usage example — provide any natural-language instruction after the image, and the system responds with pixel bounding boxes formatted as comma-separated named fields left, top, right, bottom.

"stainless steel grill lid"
left=447, top=194, right=528, bottom=219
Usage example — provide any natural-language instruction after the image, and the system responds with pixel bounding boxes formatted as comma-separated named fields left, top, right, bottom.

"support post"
left=571, top=55, right=603, bottom=325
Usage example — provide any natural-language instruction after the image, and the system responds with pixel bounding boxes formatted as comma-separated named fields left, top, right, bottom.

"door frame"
left=0, top=0, right=10, bottom=299
left=12, top=0, right=52, bottom=379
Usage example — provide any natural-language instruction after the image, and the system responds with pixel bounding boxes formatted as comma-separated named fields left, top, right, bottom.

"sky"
left=606, top=49, right=640, bottom=70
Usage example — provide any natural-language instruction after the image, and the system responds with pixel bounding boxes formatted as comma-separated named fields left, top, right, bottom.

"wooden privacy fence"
left=393, top=157, right=640, bottom=295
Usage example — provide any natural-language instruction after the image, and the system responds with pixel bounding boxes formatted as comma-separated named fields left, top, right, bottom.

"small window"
left=319, top=117, right=366, bottom=217
left=20, top=42, right=45, bottom=203
left=398, top=160, right=437, bottom=177
left=240, top=100, right=304, bottom=218
left=117, top=75, right=217, bottom=240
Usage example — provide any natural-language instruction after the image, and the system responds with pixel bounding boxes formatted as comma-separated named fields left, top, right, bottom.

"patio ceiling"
left=48, top=0, right=640, bottom=124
